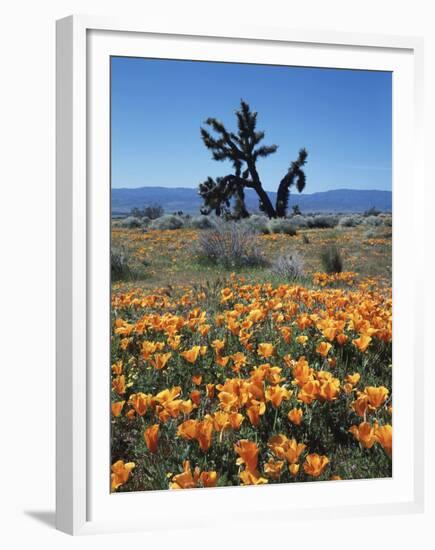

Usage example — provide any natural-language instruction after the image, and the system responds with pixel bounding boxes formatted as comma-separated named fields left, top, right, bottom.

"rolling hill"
left=111, top=186, right=392, bottom=215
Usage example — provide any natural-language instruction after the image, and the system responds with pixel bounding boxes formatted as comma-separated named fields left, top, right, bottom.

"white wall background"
left=0, top=0, right=433, bottom=547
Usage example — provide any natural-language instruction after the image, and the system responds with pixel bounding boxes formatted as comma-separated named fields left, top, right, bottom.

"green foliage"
left=121, top=216, right=142, bottom=229
left=268, top=218, right=297, bottom=235
left=131, top=204, right=164, bottom=220
left=320, top=244, right=343, bottom=273
left=149, top=214, right=185, bottom=230
left=111, top=248, right=133, bottom=281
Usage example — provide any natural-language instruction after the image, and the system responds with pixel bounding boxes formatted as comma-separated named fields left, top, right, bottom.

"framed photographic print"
left=56, top=15, right=425, bottom=535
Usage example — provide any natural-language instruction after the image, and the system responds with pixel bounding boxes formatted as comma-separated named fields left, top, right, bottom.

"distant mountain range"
left=111, top=186, right=392, bottom=215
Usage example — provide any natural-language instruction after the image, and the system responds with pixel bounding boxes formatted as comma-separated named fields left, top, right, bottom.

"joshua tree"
left=199, top=100, right=308, bottom=218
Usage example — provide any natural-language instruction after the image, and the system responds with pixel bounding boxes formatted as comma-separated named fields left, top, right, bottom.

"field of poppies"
left=110, top=222, right=392, bottom=492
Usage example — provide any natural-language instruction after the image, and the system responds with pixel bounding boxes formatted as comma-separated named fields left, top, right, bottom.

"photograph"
left=110, top=57, right=393, bottom=493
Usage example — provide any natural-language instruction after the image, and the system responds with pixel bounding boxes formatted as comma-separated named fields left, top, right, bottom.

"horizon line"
left=112, top=186, right=392, bottom=194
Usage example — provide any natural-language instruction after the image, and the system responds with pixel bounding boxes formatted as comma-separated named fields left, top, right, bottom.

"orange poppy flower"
left=257, top=343, right=275, bottom=358
left=181, top=346, right=201, bottom=364
left=349, top=422, right=376, bottom=449
left=234, top=439, right=259, bottom=472
left=353, top=334, right=372, bottom=353
left=375, top=423, right=392, bottom=456
left=129, top=392, right=150, bottom=416
left=192, top=374, right=202, bottom=386
left=144, top=424, right=159, bottom=453
left=111, top=400, right=125, bottom=417
left=288, top=407, right=303, bottom=425
left=112, top=375, right=126, bottom=395
left=316, top=341, right=332, bottom=357
left=239, top=469, right=268, bottom=486
left=264, top=459, right=284, bottom=480
left=111, top=460, right=135, bottom=491
left=190, top=390, right=201, bottom=406
left=303, top=453, right=329, bottom=477
left=150, top=352, right=172, bottom=370
left=289, top=463, right=300, bottom=476
left=364, top=386, right=389, bottom=409
left=265, top=385, right=292, bottom=408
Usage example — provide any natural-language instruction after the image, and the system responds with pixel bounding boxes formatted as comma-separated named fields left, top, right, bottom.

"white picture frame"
left=56, top=15, right=425, bottom=535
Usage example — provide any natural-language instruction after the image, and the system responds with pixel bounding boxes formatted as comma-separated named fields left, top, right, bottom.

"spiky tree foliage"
left=275, top=148, right=308, bottom=217
left=199, top=100, right=308, bottom=218
left=198, top=176, right=231, bottom=217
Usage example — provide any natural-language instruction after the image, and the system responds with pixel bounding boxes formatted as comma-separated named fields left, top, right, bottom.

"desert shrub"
left=338, top=214, right=363, bottom=227
left=141, top=216, right=151, bottom=228
left=150, top=214, right=185, bottom=230
left=380, top=214, right=392, bottom=227
left=121, top=216, right=142, bottom=229
left=196, top=223, right=268, bottom=269
left=240, top=214, right=270, bottom=234
left=268, top=218, right=297, bottom=235
left=306, top=215, right=339, bottom=229
left=291, top=204, right=302, bottom=216
left=189, top=215, right=218, bottom=230
left=290, top=214, right=308, bottom=228
left=363, top=206, right=381, bottom=217
left=111, top=248, right=133, bottom=281
left=320, top=244, right=343, bottom=273
left=363, top=215, right=383, bottom=227
left=271, top=251, right=305, bottom=281
left=364, top=229, right=377, bottom=239
left=131, top=204, right=164, bottom=220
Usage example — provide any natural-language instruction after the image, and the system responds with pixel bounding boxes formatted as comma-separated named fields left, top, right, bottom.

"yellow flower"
left=288, top=407, right=303, bottom=425
left=296, top=335, right=308, bottom=345
left=144, top=424, right=159, bottom=453
left=111, top=460, right=135, bottom=491
left=303, top=454, right=329, bottom=477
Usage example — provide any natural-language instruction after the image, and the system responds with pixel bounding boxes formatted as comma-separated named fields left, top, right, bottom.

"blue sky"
left=111, top=57, right=392, bottom=193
